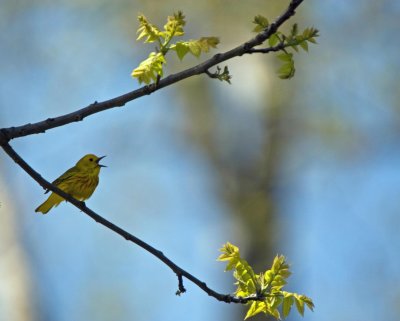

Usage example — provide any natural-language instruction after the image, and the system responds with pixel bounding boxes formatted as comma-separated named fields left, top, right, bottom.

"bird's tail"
left=35, top=193, right=64, bottom=214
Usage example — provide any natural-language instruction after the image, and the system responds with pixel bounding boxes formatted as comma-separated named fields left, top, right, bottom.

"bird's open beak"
left=96, top=155, right=107, bottom=167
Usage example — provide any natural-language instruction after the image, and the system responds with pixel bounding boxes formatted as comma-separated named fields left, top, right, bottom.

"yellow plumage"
left=35, top=154, right=106, bottom=214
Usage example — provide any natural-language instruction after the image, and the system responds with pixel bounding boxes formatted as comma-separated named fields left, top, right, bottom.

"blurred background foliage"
left=1, top=1, right=400, bottom=321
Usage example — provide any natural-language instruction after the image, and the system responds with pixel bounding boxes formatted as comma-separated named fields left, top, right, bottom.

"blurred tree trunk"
left=0, top=176, right=35, bottom=321
left=178, top=71, right=295, bottom=321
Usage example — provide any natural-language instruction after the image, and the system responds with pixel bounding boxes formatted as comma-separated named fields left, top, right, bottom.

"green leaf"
left=264, top=270, right=273, bottom=284
left=218, top=66, right=232, bottom=84
left=279, top=268, right=291, bottom=279
left=304, top=298, right=315, bottom=311
left=245, top=301, right=266, bottom=319
left=308, top=37, right=317, bottom=44
left=172, top=42, right=190, bottom=60
left=272, top=309, right=280, bottom=319
left=131, top=52, right=166, bottom=84
left=277, top=53, right=295, bottom=79
left=278, top=63, right=295, bottom=79
left=206, top=66, right=232, bottom=84
left=136, top=14, right=161, bottom=43
left=294, top=295, right=305, bottom=316
left=282, top=293, right=294, bottom=318
left=252, top=14, right=269, bottom=32
left=299, top=294, right=315, bottom=312
left=271, top=276, right=287, bottom=291
left=268, top=33, right=280, bottom=47
left=277, top=52, right=293, bottom=62
left=218, top=242, right=240, bottom=261
left=303, top=27, right=319, bottom=38
left=171, top=37, right=219, bottom=60
left=235, top=288, right=249, bottom=298
left=271, top=275, right=286, bottom=286
left=188, top=41, right=201, bottom=57
left=300, top=40, right=308, bottom=52
left=291, top=23, right=298, bottom=36
left=197, top=37, right=219, bottom=52
left=262, top=255, right=291, bottom=295
left=303, top=27, right=319, bottom=44
left=234, top=261, right=257, bottom=294
left=269, top=295, right=283, bottom=310
left=163, top=11, right=186, bottom=38
left=225, top=256, right=239, bottom=271
left=265, top=306, right=281, bottom=320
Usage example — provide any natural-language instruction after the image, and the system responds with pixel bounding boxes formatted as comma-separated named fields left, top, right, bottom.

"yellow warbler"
left=35, top=154, right=106, bottom=214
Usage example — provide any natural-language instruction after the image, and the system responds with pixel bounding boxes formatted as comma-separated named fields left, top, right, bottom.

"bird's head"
left=76, top=154, right=107, bottom=170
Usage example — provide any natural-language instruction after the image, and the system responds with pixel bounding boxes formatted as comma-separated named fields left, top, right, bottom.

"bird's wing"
left=44, top=167, right=78, bottom=194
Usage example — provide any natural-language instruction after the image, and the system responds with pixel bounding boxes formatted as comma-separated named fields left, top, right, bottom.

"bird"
left=35, top=154, right=106, bottom=214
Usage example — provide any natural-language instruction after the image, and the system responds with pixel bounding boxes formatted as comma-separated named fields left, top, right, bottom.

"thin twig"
left=247, top=42, right=286, bottom=54
left=205, top=69, right=218, bottom=79
left=176, top=273, right=186, bottom=296
left=0, top=0, right=303, bottom=142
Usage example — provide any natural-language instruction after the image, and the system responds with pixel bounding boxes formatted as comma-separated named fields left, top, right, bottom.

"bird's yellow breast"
left=58, top=172, right=99, bottom=201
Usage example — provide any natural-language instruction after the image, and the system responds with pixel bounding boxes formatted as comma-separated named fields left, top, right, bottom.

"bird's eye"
left=89, top=158, right=93, bottom=162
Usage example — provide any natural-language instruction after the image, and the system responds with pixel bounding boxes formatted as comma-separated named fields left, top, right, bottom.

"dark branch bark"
left=247, top=42, right=286, bottom=54
left=0, top=0, right=303, bottom=142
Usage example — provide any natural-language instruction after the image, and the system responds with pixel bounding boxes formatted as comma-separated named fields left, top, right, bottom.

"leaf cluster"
left=218, top=243, right=314, bottom=320
left=132, top=11, right=219, bottom=84
left=252, top=16, right=319, bottom=79
left=207, top=66, right=232, bottom=84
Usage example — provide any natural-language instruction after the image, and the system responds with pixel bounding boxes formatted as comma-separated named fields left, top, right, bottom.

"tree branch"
left=0, top=140, right=263, bottom=304
left=0, top=0, right=304, bottom=142
left=246, top=42, right=286, bottom=54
